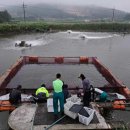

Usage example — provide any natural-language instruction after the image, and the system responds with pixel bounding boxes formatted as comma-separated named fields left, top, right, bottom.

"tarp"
left=0, top=93, right=32, bottom=101
left=69, top=104, right=83, bottom=113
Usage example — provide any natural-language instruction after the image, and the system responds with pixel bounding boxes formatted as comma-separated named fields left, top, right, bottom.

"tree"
left=0, top=10, right=12, bottom=23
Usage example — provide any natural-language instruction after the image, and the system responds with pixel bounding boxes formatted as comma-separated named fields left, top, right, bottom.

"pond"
left=0, top=31, right=130, bottom=129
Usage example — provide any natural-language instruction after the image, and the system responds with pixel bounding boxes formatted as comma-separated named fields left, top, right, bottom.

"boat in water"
left=15, top=41, right=31, bottom=47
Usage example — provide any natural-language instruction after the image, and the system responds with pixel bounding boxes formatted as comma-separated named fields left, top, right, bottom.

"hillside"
left=59, top=5, right=127, bottom=20
left=5, top=4, right=129, bottom=21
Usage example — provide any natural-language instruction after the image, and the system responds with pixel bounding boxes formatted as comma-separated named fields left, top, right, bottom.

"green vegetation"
left=48, top=22, right=130, bottom=32
left=0, top=22, right=49, bottom=34
left=0, top=10, right=11, bottom=23
left=0, top=21, right=130, bottom=34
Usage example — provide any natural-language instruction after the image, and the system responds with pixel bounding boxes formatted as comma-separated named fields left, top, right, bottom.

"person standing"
left=78, top=74, right=91, bottom=107
left=62, top=84, right=70, bottom=103
left=9, top=85, right=22, bottom=105
left=53, top=73, right=64, bottom=118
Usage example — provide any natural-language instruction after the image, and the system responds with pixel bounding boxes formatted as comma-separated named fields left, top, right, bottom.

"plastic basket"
left=78, top=107, right=95, bottom=125
left=66, top=95, right=81, bottom=103
left=47, top=98, right=60, bottom=112
left=64, top=101, right=78, bottom=119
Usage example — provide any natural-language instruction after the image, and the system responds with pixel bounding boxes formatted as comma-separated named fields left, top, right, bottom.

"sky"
left=0, top=0, right=130, bottom=12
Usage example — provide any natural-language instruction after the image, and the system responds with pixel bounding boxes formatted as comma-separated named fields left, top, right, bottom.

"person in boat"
left=78, top=74, right=91, bottom=107
left=34, top=84, right=49, bottom=103
left=9, top=85, right=22, bottom=105
left=62, top=83, right=71, bottom=103
left=53, top=73, right=64, bottom=119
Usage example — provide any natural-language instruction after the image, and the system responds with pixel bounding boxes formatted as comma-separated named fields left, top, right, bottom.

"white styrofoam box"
left=47, top=98, right=60, bottom=112
left=64, top=95, right=82, bottom=119
left=64, top=101, right=78, bottom=119
left=66, top=95, right=81, bottom=104
left=78, top=107, right=95, bottom=125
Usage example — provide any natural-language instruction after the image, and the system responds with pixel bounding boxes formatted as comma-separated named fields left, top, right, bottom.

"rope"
left=44, top=115, right=66, bottom=130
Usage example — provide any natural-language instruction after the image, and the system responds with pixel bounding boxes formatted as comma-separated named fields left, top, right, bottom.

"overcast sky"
left=0, top=0, right=130, bottom=12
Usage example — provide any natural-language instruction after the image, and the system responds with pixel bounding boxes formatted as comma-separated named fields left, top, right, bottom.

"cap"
left=78, top=74, right=85, bottom=78
left=17, top=84, right=22, bottom=89
left=41, top=84, right=46, bottom=87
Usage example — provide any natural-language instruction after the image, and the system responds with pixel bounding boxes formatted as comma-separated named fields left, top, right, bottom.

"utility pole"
left=22, top=2, right=27, bottom=21
left=112, top=8, right=115, bottom=22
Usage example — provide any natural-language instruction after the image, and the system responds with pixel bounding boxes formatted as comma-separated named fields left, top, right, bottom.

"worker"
left=53, top=73, right=64, bottom=119
left=34, top=84, right=49, bottom=103
left=9, top=85, right=22, bottom=105
left=62, top=83, right=71, bottom=103
left=78, top=74, right=91, bottom=107
left=94, top=88, right=108, bottom=102
left=99, top=91, right=108, bottom=102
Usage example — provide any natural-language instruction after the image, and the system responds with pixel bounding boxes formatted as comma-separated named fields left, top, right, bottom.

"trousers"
left=53, top=92, right=64, bottom=115
left=83, top=91, right=91, bottom=107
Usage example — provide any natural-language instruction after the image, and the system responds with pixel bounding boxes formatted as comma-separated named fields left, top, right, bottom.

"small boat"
left=15, top=41, right=31, bottom=47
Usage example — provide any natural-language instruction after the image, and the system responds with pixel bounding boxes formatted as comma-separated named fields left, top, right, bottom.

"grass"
left=0, top=21, right=130, bottom=34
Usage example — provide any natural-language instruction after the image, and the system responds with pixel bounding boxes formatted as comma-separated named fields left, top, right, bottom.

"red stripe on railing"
left=29, top=56, right=38, bottom=63
left=80, top=56, right=88, bottom=63
left=55, top=57, right=64, bottom=63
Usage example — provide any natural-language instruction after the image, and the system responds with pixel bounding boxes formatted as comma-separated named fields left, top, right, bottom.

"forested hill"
left=5, top=4, right=129, bottom=21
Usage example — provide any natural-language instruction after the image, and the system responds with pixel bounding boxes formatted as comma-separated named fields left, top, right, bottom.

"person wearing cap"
left=53, top=73, right=64, bottom=118
left=78, top=74, right=91, bottom=106
left=34, top=84, right=49, bottom=103
left=9, top=85, right=22, bottom=105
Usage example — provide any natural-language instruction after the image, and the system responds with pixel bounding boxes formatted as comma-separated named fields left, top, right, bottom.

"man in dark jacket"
left=63, top=84, right=70, bottom=103
left=9, top=85, right=22, bottom=105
